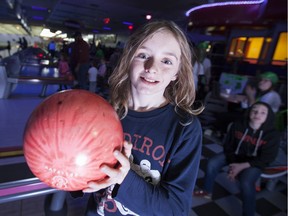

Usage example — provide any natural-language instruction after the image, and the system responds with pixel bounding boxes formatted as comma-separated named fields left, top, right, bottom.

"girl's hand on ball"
left=83, top=141, right=132, bottom=193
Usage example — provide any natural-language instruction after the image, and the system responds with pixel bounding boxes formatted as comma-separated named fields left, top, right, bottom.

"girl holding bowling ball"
left=83, top=20, right=204, bottom=215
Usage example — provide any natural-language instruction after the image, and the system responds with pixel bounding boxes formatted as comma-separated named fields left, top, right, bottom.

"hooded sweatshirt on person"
left=223, top=102, right=280, bottom=170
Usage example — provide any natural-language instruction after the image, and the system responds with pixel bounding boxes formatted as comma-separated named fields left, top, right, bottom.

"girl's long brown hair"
left=109, top=20, right=204, bottom=120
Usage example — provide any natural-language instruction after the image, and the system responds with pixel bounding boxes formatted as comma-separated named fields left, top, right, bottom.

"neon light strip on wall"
left=185, top=0, right=266, bottom=17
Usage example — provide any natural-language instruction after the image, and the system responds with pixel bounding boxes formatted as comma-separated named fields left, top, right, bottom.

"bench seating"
left=261, top=166, right=288, bottom=179
left=203, top=133, right=287, bottom=191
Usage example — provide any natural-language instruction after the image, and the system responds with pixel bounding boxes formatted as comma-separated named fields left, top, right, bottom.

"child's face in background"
left=249, top=104, right=268, bottom=126
left=129, top=30, right=181, bottom=97
left=258, top=78, right=272, bottom=91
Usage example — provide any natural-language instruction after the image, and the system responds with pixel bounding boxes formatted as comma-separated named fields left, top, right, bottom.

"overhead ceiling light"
left=32, top=16, right=44, bottom=20
left=103, top=27, right=111, bottom=30
left=40, top=29, right=67, bottom=38
left=55, top=30, right=62, bottom=35
left=31, top=5, right=47, bottom=11
left=57, top=33, right=67, bottom=39
left=103, top=18, right=110, bottom=24
left=6, top=0, right=14, bottom=9
left=87, top=34, right=94, bottom=40
left=122, top=21, right=133, bottom=25
left=40, top=28, right=55, bottom=38
left=146, top=14, right=152, bottom=20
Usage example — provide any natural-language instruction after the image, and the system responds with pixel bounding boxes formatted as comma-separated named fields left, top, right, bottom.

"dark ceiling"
left=0, top=0, right=286, bottom=36
left=0, top=0, right=214, bottom=35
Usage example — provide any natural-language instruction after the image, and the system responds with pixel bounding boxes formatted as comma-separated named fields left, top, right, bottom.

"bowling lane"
left=0, top=80, right=60, bottom=204
left=0, top=83, right=59, bottom=149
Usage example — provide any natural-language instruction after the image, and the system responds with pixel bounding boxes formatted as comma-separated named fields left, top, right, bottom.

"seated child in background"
left=194, top=101, right=280, bottom=216
left=241, top=71, right=281, bottom=113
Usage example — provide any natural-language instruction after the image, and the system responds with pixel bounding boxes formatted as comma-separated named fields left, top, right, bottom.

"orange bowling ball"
left=23, top=90, right=123, bottom=191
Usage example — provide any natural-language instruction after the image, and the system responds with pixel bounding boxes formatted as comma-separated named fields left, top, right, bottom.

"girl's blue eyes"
left=137, top=53, right=147, bottom=59
left=162, top=59, right=172, bottom=65
left=136, top=53, right=173, bottom=65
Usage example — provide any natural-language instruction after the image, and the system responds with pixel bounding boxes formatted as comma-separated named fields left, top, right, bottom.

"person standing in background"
left=48, top=40, right=56, bottom=59
left=22, top=37, right=28, bottom=50
left=17, top=38, right=23, bottom=50
left=70, top=31, right=90, bottom=90
left=108, top=47, right=122, bottom=74
left=88, top=60, right=98, bottom=93
left=192, top=46, right=204, bottom=97
left=57, top=52, right=71, bottom=91
left=197, top=42, right=211, bottom=99
left=7, top=41, right=11, bottom=56
left=97, top=58, right=107, bottom=94
left=202, top=52, right=211, bottom=92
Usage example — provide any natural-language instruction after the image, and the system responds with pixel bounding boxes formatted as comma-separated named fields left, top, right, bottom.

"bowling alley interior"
left=0, top=0, right=287, bottom=215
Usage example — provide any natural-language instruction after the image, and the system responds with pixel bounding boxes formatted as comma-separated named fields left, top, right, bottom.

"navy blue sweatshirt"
left=86, top=104, right=202, bottom=215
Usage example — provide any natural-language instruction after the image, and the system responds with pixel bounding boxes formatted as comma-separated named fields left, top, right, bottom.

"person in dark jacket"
left=194, top=101, right=280, bottom=216
left=70, top=31, right=90, bottom=89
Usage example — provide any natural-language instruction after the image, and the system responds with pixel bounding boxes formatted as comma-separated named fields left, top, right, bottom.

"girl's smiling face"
left=129, top=30, right=181, bottom=97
